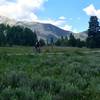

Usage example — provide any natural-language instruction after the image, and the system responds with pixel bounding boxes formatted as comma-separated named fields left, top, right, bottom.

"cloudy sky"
left=0, top=0, right=100, bottom=32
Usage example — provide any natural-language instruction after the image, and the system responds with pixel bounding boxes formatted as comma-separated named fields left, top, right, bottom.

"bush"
left=1, top=71, right=31, bottom=88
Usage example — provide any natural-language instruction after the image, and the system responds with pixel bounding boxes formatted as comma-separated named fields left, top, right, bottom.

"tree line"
left=0, top=24, right=38, bottom=46
left=0, top=16, right=100, bottom=48
left=55, top=16, right=100, bottom=48
left=55, top=34, right=85, bottom=48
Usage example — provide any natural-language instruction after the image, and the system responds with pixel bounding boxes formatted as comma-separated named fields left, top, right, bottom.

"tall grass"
left=0, top=47, right=100, bottom=100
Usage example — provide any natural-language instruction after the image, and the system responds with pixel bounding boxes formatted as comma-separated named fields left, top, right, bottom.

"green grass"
left=0, top=46, right=100, bottom=100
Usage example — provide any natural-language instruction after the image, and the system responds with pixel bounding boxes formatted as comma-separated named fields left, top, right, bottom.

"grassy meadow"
left=0, top=46, right=100, bottom=100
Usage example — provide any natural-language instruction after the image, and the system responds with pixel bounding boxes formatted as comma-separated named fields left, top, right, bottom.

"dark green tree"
left=0, top=31, right=6, bottom=46
left=63, top=36, right=68, bottom=46
left=6, top=25, right=14, bottom=46
left=6, top=25, right=38, bottom=46
left=68, top=33, right=76, bottom=47
left=39, top=39, right=45, bottom=46
left=87, top=16, right=100, bottom=48
left=22, top=28, right=37, bottom=46
left=55, top=36, right=68, bottom=46
left=88, top=16, right=99, bottom=36
left=60, top=36, right=65, bottom=46
left=0, top=24, right=6, bottom=46
left=55, top=39, right=62, bottom=46
left=76, top=39, right=85, bottom=48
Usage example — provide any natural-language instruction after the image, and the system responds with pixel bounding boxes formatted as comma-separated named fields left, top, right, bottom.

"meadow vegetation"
left=0, top=46, right=100, bottom=100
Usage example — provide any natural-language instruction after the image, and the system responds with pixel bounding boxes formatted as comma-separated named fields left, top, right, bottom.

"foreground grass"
left=0, top=46, right=100, bottom=100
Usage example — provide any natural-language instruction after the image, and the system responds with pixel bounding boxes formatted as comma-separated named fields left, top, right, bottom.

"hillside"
left=16, top=21, right=72, bottom=41
left=74, top=30, right=88, bottom=41
left=0, top=16, right=71, bottom=41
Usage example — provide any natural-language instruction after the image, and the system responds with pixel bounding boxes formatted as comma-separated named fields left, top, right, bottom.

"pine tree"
left=39, top=39, right=45, bottom=46
left=0, top=24, right=6, bottom=46
left=87, top=16, right=100, bottom=48
left=68, top=33, right=76, bottom=47
left=88, top=16, right=99, bottom=36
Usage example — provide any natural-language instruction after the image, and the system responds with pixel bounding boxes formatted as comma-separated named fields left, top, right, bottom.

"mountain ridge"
left=0, top=16, right=72, bottom=41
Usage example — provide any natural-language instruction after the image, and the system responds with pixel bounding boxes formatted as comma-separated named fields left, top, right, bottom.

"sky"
left=0, top=0, right=100, bottom=32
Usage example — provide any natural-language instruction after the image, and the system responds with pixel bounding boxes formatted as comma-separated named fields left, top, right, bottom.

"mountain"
left=16, top=22, right=72, bottom=41
left=74, top=31, right=88, bottom=41
left=0, top=16, right=72, bottom=41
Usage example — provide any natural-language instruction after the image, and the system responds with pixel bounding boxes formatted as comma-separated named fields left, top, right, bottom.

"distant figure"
left=34, top=41, right=41, bottom=53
